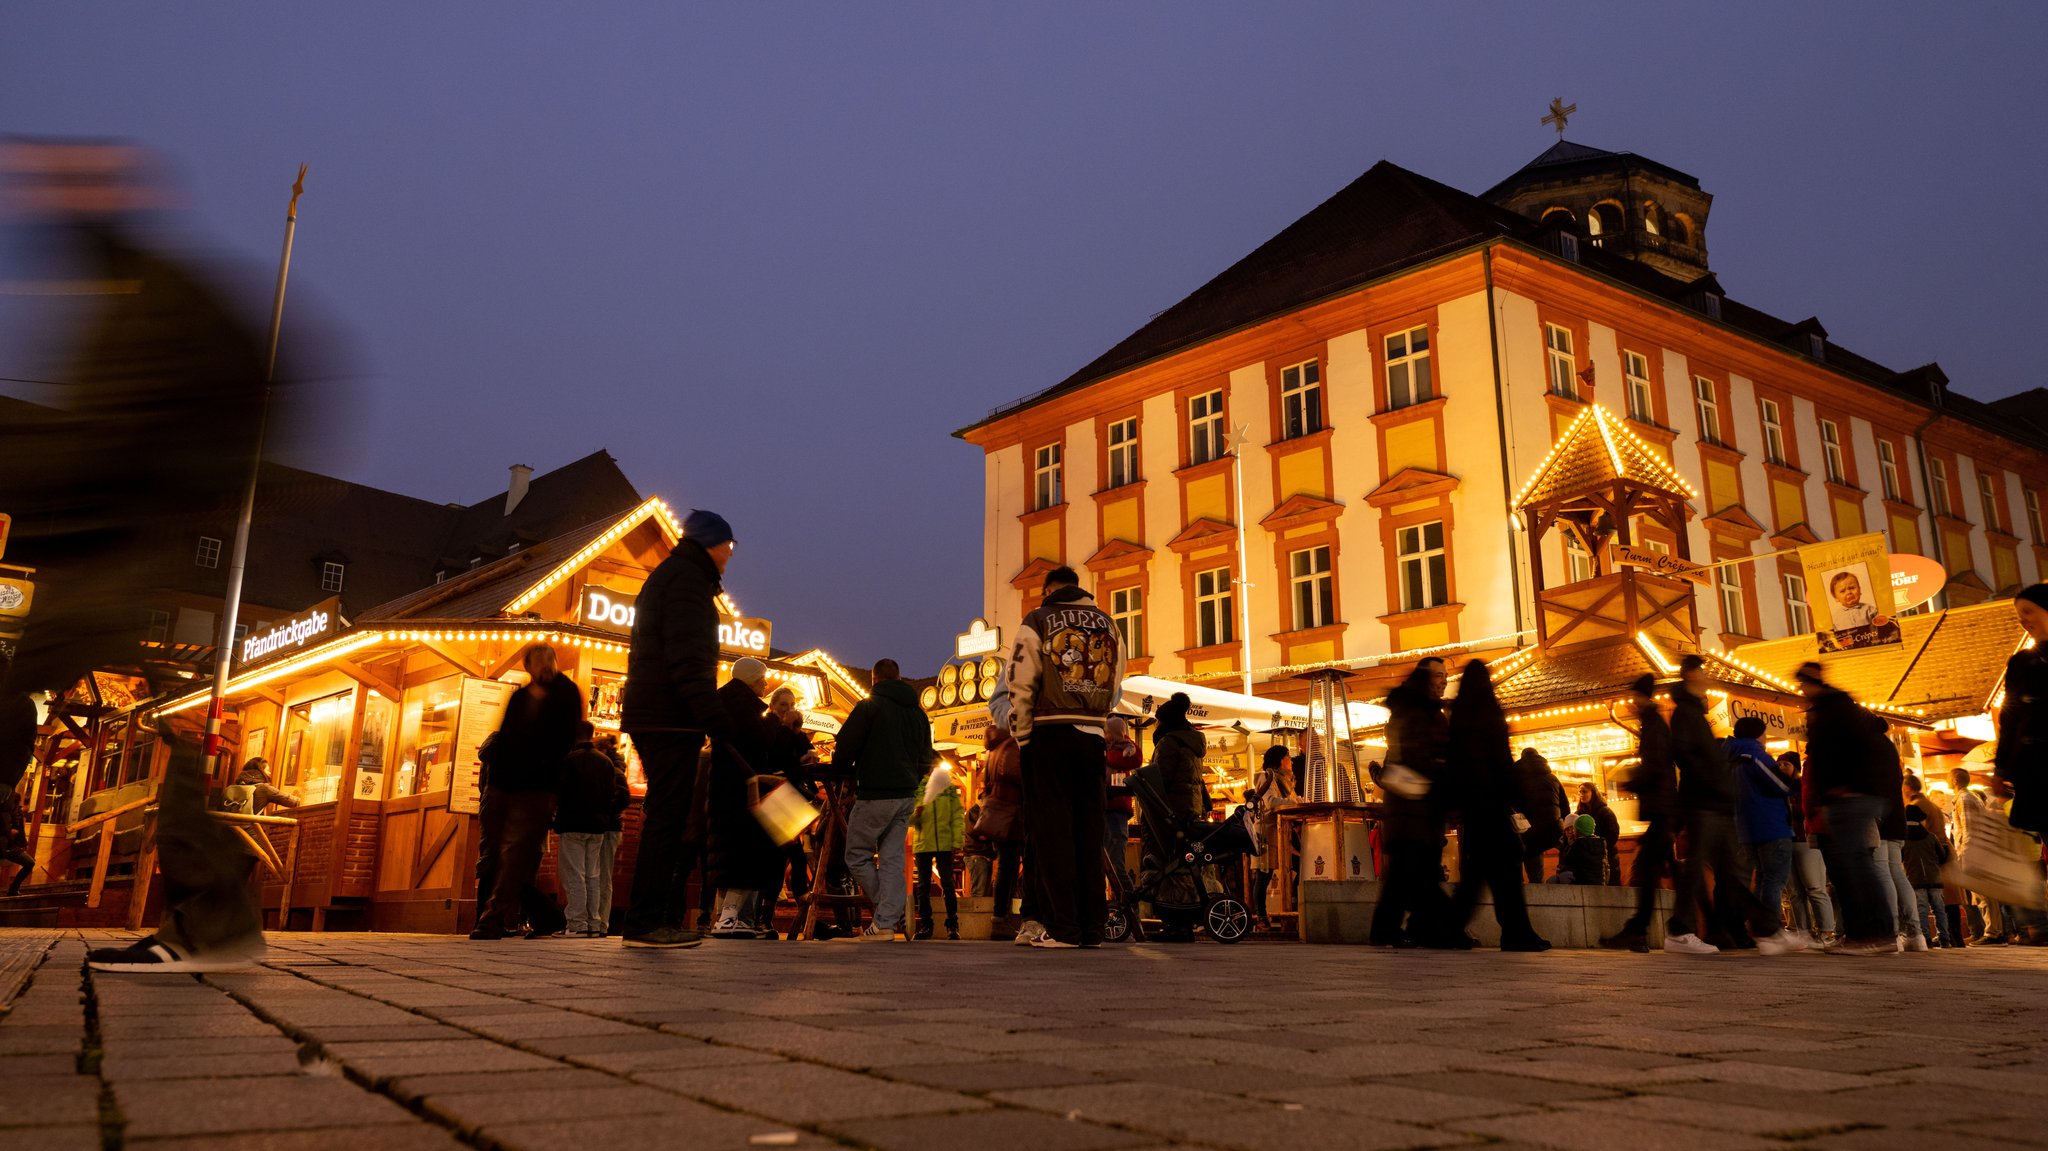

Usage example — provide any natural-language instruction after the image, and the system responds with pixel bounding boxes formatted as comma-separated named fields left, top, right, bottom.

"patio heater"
left=1299, top=668, right=1364, bottom=804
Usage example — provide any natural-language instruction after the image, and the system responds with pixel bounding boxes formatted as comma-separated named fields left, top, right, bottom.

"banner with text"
left=1799, top=532, right=1902, bottom=653
left=1612, top=544, right=1714, bottom=586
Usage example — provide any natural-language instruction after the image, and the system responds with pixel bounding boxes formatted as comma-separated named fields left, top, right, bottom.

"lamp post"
left=1224, top=423, right=1254, bottom=697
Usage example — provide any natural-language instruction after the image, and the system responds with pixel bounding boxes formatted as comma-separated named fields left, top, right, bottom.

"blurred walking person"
left=471, top=643, right=581, bottom=940
left=1999, top=585, right=2048, bottom=837
left=1602, top=675, right=1679, bottom=954
left=1781, top=751, right=1838, bottom=944
left=1446, top=661, right=1550, bottom=952
left=619, top=509, right=737, bottom=949
left=1371, top=658, right=1453, bottom=948
left=1514, top=748, right=1568, bottom=883
left=1729, top=716, right=1798, bottom=942
left=1799, top=662, right=1897, bottom=956
left=0, top=141, right=326, bottom=971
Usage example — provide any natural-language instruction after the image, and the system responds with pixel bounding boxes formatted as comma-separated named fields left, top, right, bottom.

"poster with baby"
left=1799, top=532, right=1903, bottom=653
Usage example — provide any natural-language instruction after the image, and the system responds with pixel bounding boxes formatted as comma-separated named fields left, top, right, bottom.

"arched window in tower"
left=1588, top=201, right=1624, bottom=244
left=1541, top=207, right=1575, bottom=227
left=1641, top=201, right=1662, bottom=236
left=1670, top=213, right=1696, bottom=247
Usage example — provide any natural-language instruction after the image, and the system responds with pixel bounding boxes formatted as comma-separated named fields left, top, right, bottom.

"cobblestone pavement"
left=2, top=929, right=2046, bottom=1150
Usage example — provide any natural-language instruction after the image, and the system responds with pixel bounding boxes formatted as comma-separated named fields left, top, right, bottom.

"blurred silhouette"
left=1, top=137, right=322, bottom=970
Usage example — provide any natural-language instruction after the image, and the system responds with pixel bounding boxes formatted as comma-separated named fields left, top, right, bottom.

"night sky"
left=3, top=5, right=2044, bottom=672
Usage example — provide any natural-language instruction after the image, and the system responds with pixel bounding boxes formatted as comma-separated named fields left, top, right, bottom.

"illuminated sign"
left=955, top=617, right=1002, bottom=658
left=0, top=573, right=31, bottom=619
left=1888, top=553, right=1946, bottom=612
left=580, top=584, right=771, bottom=655
left=239, top=598, right=338, bottom=669
left=1612, top=545, right=1713, bottom=587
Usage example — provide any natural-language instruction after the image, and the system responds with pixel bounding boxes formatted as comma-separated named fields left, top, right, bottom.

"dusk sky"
left=4, top=5, right=2044, bottom=671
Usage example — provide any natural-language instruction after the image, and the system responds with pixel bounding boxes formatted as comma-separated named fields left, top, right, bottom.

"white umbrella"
left=1115, top=674, right=1388, bottom=730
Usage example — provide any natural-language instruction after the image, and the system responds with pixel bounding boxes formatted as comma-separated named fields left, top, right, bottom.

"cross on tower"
left=1542, top=97, right=1576, bottom=138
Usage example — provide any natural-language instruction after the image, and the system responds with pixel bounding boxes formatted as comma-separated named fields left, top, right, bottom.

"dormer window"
left=1701, top=293, right=1722, bottom=321
left=1807, top=333, right=1826, bottom=360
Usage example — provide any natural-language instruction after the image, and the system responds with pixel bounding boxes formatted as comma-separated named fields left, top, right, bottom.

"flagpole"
left=1226, top=423, right=1254, bottom=697
left=203, top=165, right=306, bottom=768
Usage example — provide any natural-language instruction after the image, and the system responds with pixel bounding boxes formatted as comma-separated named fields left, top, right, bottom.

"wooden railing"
left=68, top=800, right=300, bottom=928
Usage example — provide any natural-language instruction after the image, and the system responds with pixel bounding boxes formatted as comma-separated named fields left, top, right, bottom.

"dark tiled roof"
left=446, top=450, right=642, bottom=560
left=960, top=162, right=1535, bottom=430
left=956, top=154, right=2048, bottom=457
left=357, top=512, right=624, bottom=623
left=1729, top=603, right=2023, bottom=721
left=1491, top=639, right=1656, bottom=715
left=1480, top=139, right=1703, bottom=200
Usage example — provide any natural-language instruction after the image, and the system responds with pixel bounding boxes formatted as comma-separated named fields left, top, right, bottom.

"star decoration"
left=1223, top=423, right=1250, bottom=453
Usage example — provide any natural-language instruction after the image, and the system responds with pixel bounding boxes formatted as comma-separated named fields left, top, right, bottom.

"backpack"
left=219, top=785, right=258, bottom=816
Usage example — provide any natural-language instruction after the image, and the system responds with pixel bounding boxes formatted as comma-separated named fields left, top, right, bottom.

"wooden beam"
left=411, top=819, right=460, bottom=889
left=334, top=658, right=402, bottom=700
left=420, top=640, right=488, bottom=680
left=484, top=645, right=530, bottom=681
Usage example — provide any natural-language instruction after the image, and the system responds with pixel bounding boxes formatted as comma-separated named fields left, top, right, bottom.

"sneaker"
left=1662, top=933, right=1720, bottom=956
left=947, top=929, right=960, bottom=941
left=1894, top=933, right=1906, bottom=953
left=622, top=926, right=704, bottom=949
left=1031, top=935, right=1079, bottom=949
left=709, top=915, right=751, bottom=939
left=1904, top=933, right=1930, bottom=953
left=1501, top=936, right=1553, bottom=953
left=913, top=923, right=934, bottom=941
left=1755, top=930, right=1810, bottom=956
left=1599, top=930, right=1649, bottom=953
left=836, top=925, right=896, bottom=942
left=1829, top=936, right=1896, bottom=957
left=467, top=926, right=505, bottom=940
left=1013, top=919, right=1047, bottom=946
left=87, top=933, right=264, bottom=973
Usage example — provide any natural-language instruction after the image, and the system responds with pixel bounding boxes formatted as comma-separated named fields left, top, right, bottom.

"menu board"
left=449, top=676, right=518, bottom=815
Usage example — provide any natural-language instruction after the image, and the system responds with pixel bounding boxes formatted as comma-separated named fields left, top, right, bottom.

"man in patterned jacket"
left=1005, top=566, right=1125, bottom=949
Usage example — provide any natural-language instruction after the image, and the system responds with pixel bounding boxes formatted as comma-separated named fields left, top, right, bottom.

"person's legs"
left=871, top=798, right=916, bottom=933
left=477, top=790, right=552, bottom=935
left=1485, top=837, right=1540, bottom=944
left=475, top=786, right=504, bottom=907
left=4, top=848, right=30, bottom=895
left=991, top=840, right=1020, bottom=916
left=1698, top=813, right=1773, bottom=941
left=597, top=830, right=620, bottom=934
left=1104, top=808, right=1132, bottom=893
left=842, top=799, right=888, bottom=922
left=936, top=849, right=958, bottom=932
left=1883, top=841, right=1920, bottom=940
left=1619, top=817, right=1672, bottom=937
left=1069, top=736, right=1107, bottom=946
left=1753, top=839, right=1794, bottom=934
left=1370, top=841, right=1421, bottom=944
left=150, top=725, right=261, bottom=956
left=1666, top=812, right=1711, bottom=940
left=557, top=832, right=593, bottom=934
left=1022, top=729, right=1082, bottom=943
left=1790, top=838, right=1836, bottom=936
left=622, top=731, right=705, bottom=938
left=1822, top=797, right=1890, bottom=942
left=913, top=851, right=936, bottom=934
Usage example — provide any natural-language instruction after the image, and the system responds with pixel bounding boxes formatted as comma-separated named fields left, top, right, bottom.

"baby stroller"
left=1111, top=764, right=1259, bottom=943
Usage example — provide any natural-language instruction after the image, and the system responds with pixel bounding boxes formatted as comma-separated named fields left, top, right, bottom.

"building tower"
left=1484, top=137, right=1713, bottom=280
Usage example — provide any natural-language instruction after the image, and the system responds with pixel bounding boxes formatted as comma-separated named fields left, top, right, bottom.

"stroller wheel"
left=1103, top=905, right=1132, bottom=944
left=1206, top=898, right=1251, bottom=943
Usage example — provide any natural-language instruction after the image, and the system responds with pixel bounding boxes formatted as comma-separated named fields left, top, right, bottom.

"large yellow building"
left=956, top=139, right=2048, bottom=699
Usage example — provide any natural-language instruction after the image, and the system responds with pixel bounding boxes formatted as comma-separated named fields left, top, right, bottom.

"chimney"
left=505, top=464, right=533, bottom=517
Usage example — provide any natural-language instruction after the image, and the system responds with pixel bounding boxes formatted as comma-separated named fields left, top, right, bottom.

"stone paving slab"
left=6, top=928, right=2048, bottom=1149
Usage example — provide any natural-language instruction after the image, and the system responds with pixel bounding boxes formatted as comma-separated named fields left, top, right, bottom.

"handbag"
left=1380, top=763, right=1430, bottom=799
left=753, top=778, right=821, bottom=846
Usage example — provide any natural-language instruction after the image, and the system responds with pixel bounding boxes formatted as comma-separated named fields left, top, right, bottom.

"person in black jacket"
left=1514, top=748, right=1568, bottom=883
left=556, top=722, right=630, bottom=937
left=1603, top=675, right=1678, bottom=952
left=1798, top=661, right=1896, bottom=955
left=1667, top=655, right=1785, bottom=954
left=472, top=643, right=583, bottom=940
left=1446, top=660, right=1550, bottom=952
left=618, top=509, right=734, bottom=949
left=1, top=790, right=32, bottom=896
left=709, top=657, right=781, bottom=937
left=1371, top=658, right=1454, bottom=948
left=1576, top=783, right=1623, bottom=887
left=1997, top=583, right=2048, bottom=834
